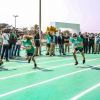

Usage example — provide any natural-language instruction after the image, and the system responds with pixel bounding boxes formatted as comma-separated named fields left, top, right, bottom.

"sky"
left=0, top=0, right=100, bottom=32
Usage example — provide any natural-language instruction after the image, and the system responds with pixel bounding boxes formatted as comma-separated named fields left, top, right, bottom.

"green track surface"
left=0, top=52, right=100, bottom=100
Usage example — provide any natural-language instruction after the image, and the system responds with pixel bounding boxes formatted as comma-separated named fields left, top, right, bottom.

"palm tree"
left=33, top=24, right=39, bottom=34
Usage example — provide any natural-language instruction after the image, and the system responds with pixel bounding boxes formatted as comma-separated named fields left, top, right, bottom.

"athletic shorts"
left=46, top=43, right=50, bottom=47
left=35, top=41, right=40, bottom=47
left=27, top=53, right=34, bottom=56
left=75, top=47, right=83, bottom=52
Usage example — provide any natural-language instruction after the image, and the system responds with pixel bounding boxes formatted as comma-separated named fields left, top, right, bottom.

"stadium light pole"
left=39, top=0, right=41, bottom=35
left=13, top=15, right=18, bottom=32
left=39, top=0, right=42, bottom=55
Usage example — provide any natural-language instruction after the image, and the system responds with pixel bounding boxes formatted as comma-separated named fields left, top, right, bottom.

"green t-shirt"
left=70, top=36, right=83, bottom=48
left=46, top=34, right=51, bottom=44
left=22, top=39, right=34, bottom=54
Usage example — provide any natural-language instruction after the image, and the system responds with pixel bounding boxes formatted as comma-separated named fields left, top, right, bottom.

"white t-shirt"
left=16, top=39, right=21, bottom=45
left=2, top=33, right=9, bottom=45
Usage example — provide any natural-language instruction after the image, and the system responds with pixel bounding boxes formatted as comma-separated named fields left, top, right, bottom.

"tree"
left=22, top=27, right=28, bottom=34
left=0, top=23, right=9, bottom=30
left=33, top=24, right=39, bottom=34
left=29, top=27, right=34, bottom=35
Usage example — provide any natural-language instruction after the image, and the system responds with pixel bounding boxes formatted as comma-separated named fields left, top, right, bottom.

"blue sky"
left=0, top=0, right=100, bottom=32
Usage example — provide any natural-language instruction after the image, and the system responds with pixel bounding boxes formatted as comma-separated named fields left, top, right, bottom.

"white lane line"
left=9, top=56, right=72, bottom=62
left=71, top=82, right=100, bottom=100
left=38, top=58, right=70, bottom=64
left=0, top=59, right=97, bottom=80
left=8, top=58, right=96, bottom=69
left=0, top=59, right=96, bottom=80
left=5, top=57, right=70, bottom=64
left=5, top=58, right=73, bottom=69
left=0, top=64, right=100, bottom=98
left=0, top=63, right=73, bottom=80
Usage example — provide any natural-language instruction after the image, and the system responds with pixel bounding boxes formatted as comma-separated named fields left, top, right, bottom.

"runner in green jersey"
left=22, top=35, right=37, bottom=69
left=70, top=33, right=85, bottom=65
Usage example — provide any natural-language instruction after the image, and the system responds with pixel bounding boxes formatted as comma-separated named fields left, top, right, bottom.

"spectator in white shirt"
left=1, top=29, right=10, bottom=61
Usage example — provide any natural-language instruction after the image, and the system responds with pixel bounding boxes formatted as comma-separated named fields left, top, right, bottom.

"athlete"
left=70, top=33, right=85, bottom=65
left=22, top=35, right=37, bottom=69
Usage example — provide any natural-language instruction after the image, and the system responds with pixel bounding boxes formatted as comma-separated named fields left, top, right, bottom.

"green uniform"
left=70, top=36, right=83, bottom=49
left=22, top=39, right=34, bottom=54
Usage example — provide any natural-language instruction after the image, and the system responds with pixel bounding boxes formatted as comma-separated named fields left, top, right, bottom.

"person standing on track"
left=64, top=33, right=70, bottom=54
left=1, top=29, right=10, bottom=62
left=34, top=33, right=41, bottom=56
left=58, top=32, right=65, bottom=55
left=70, top=33, right=86, bottom=65
left=46, top=32, right=51, bottom=55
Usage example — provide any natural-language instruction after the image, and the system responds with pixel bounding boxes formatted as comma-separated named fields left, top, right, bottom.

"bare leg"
left=28, top=56, right=31, bottom=63
left=32, top=56, right=37, bottom=68
left=65, top=44, right=67, bottom=53
left=81, top=51, right=85, bottom=64
left=73, top=49, right=78, bottom=65
left=68, top=44, right=70, bottom=53
left=35, top=47, right=38, bottom=56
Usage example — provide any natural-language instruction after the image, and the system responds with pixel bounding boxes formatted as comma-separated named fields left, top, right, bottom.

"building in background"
left=50, top=22, right=80, bottom=34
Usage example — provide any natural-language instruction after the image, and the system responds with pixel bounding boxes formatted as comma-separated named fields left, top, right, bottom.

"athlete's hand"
left=21, top=46, right=26, bottom=49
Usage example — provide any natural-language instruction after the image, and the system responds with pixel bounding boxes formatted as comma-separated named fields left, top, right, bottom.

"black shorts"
left=35, top=41, right=40, bottom=47
left=75, top=48, right=83, bottom=52
left=27, top=53, right=34, bottom=56
left=35, top=43, right=40, bottom=47
left=46, top=43, right=50, bottom=47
